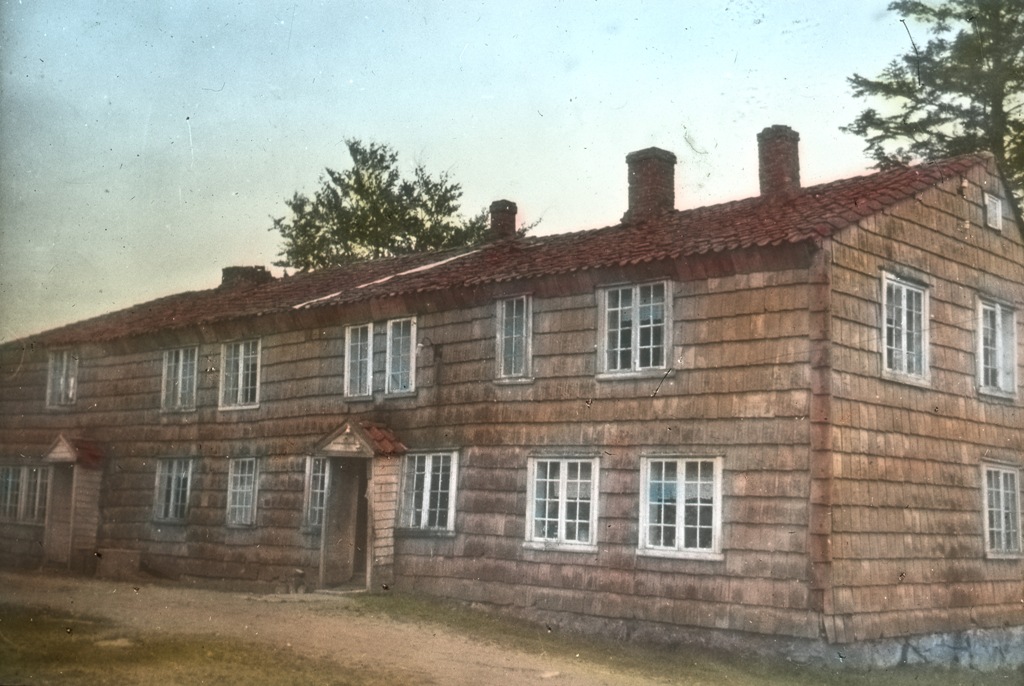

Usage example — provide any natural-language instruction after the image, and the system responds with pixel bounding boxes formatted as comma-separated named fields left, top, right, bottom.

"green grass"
left=0, top=604, right=395, bottom=686
left=1, top=596, right=1019, bottom=685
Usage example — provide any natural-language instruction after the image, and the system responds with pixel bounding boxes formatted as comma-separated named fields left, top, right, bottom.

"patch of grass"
left=0, top=604, right=393, bottom=686
left=350, top=592, right=1022, bottom=686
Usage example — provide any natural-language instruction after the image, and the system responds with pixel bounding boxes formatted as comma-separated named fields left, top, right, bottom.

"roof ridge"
left=11, top=152, right=995, bottom=347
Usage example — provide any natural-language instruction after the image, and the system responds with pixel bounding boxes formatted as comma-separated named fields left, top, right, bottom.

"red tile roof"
left=360, top=421, right=407, bottom=457
left=20, top=153, right=991, bottom=346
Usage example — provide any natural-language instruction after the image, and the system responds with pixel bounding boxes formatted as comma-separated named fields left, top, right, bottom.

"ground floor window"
left=226, top=457, right=258, bottom=527
left=639, top=456, right=723, bottom=558
left=154, top=459, right=192, bottom=522
left=304, top=457, right=329, bottom=529
left=526, top=457, right=598, bottom=550
left=0, top=465, right=49, bottom=523
left=984, top=464, right=1021, bottom=556
left=400, top=452, right=457, bottom=530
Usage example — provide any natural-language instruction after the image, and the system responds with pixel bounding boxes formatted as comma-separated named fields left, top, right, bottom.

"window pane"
left=638, top=284, right=665, bottom=369
left=427, top=455, right=451, bottom=528
left=606, top=288, right=633, bottom=371
left=306, top=458, right=328, bottom=528
left=156, top=460, right=190, bottom=521
left=500, top=297, right=528, bottom=377
left=388, top=319, right=413, bottom=392
left=533, top=461, right=560, bottom=540
left=347, top=326, right=371, bottom=396
left=0, top=467, right=20, bottom=519
left=223, top=344, right=240, bottom=405
left=241, top=341, right=259, bottom=404
left=227, top=458, right=257, bottom=526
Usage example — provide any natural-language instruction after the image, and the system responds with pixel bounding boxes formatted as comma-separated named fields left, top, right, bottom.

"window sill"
left=523, top=541, right=598, bottom=554
left=595, top=368, right=674, bottom=382
left=984, top=551, right=1023, bottom=560
left=881, top=370, right=930, bottom=388
left=494, top=376, right=534, bottom=386
left=978, top=387, right=1017, bottom=403
left=383, top=390, right=417, bottom=399
left=637, top=547, right=724, bottom=562
left=218, top=403, right=260, bottom=412
left=0, top=519, right=44, bottom=527
left=395, top=527, right=456, bottom=539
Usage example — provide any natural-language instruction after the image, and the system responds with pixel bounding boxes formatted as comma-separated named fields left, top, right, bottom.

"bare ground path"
left=0, top=570, right=664, bottom=685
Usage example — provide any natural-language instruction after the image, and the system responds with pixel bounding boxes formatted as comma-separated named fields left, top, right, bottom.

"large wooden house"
left=1, top=126, right=1021, bottom=662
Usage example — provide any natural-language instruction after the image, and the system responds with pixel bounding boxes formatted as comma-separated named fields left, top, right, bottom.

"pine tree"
left=842, top=0, right=1024, bottom=197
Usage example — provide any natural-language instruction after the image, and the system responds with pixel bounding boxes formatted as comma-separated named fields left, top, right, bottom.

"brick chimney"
left=490, top=199, right=517, bottom=240
left=757, top=125, right=801, bottom=197
left=221, top=266, right=274, bottom=289
left=623, top=147, right=677, bottom=222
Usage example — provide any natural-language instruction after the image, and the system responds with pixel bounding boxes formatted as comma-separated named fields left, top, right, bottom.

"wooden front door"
left=43, top=464, right=74, bottom=565
left=319, top=458, right=369, bottom=587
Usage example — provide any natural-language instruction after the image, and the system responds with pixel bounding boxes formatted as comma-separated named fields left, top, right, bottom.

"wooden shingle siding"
left=825, top=162, right=1024, bottom=641
left=383, top=266, right=818, bottom=639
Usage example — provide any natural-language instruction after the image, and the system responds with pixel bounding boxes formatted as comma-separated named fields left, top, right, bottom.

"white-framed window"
left=978, top=300, right=1016, bottom=396
left=162, top=347, right=198, bottom=411
left=497, top=296, right=532, bottom=380
left=304, top=457, right=329, bottom=529
left=226, top=457, right=258, bottom=527
left=600, top=282, right=670, bottom=374
left=983, top=464, right=1021, bottom=557
left=526, top=457, right=598, bottom=550
left=883, top=274, right=928, bottom=380
left=47, top=349, right=78, bottom=407
left=639, top=456, right=723, bottom=559
left=985, top=193, right=1003, bottom=231
left=386, top=317, right=416, bottom=394
left=400, top=451, right=457, bottom=531
left=220, top=339, right=260, bottom=408
left=0, top=466, right=49, bottom=524
left=154, top=458, right=192, bottom=522
left=344, top=324, right=373, bottom=397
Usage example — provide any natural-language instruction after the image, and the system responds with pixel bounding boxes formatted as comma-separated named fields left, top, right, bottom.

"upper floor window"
left=985, top=193, right=1003, bottom=231
left=978, top=300, right=1016, bottom=397
left=0, top=466, right=49, bottom=524
left=400, top=451, right=457, bottom=531
left=226, top=457, right=258, bottom=527
left=386, top=317, right=416, bottom=394
left=497, top=296, right=532, bottom=380
left=47, top=349, right=78, bottom=407
left=983, top=464, right=1021, bottom=557
left=345, top=324, right=373, bottom=398
left=345, top=318, right=417, bottom=398
left=220, top=339, right=260, bottom=408
left=162, top=347, right=198, bottom=411
left=639, top=456, right=723, bottom=559
left=154, top=458, right=192, bottom=523
left=526, top=457, right=598, bottom=551
left=600, top=282, right=670, bottom=374
left=883, top=274, right=928, bottom=380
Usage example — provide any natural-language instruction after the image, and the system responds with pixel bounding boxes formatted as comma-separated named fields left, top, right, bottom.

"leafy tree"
left=272, top=140, right=490, bottom=270
left=842, top=0, right=1024, bottom=197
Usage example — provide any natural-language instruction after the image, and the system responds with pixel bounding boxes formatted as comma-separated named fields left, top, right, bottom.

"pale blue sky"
left=1, top=1, right=904, bottom=341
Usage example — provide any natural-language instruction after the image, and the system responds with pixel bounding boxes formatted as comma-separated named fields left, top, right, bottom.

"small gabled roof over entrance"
left=45, top=434, right=103, bottom=468
left=314, top=421, right=407, bottom=458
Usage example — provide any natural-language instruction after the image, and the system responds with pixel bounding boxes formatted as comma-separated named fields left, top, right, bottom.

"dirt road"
left=1, top=571, right=660, bottom=685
